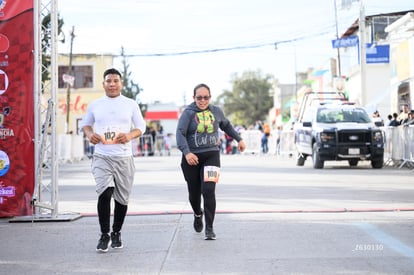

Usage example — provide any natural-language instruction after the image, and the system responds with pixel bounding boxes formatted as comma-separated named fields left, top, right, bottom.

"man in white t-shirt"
left=397, top=104, right=410, bottom=125
left=81, top=68, right=146, bottom=253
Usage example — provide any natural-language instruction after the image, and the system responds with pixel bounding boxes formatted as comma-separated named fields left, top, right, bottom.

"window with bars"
left=58, top=65, right=93, bottom=89
left=371, top=16, right=401, bottom=42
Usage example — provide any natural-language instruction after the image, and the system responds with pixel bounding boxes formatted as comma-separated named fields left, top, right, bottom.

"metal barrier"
left=278, top=130, right=296, bottom=156
left=133, top=134, right=172, bottom=156
left=154, top=135, right=165, bottom=156
left=239, top=127, right=414, bottom=169
left=383, top=126, right=414, bottom=169
left=83, top=134, right=173, bottom=158
left=133, top=134, right=155, bottom=156
left=240, top=130, right=262, bottom=154
left=72, top=127, right=414, bottom=170
left=240, top=129, right=295, bottom=156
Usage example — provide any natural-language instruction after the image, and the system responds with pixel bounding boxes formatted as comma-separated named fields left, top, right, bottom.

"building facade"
left=386, top=12, right=414, bottom=114
left=56, top=53, right=114, bottom=135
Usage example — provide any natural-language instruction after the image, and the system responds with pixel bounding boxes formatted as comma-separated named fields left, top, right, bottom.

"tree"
left=119, top=46, right=147, bottom=114
left=41, top=13, right=65, bottom=86
left=215, top=70, right=274, bottom=127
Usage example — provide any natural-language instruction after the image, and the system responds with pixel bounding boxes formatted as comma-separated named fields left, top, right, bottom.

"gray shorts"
left=92, top=154, right=135, bottom=205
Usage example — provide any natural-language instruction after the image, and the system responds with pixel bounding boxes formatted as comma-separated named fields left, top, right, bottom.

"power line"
left=120, top=29, right=333, bottom=58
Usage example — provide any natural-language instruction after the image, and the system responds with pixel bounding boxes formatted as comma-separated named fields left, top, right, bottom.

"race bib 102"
left=100, top=126, right=121, bottom=145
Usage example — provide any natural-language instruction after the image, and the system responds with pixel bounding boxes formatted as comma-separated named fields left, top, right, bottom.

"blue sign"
left=332, top=35, right=359, bottom=48
left=366, top=44, right=389, bottom=64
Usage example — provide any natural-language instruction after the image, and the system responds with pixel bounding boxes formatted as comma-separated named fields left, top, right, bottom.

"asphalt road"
left=55, top=151, right=414, bottom=215
left=1, top=152, right=413, bottom=274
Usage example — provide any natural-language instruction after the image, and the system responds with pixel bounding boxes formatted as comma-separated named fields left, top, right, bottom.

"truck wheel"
left=371, top=158, right=383, bottom=169
left=348, top=159, right=359, bottom=166
left=297, top=153, right=306, bottom=166
left=312, top=143, right=324, bottom=169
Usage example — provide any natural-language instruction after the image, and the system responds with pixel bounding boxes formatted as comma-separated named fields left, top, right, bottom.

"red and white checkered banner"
left=0, top=0, right=35, bottom=217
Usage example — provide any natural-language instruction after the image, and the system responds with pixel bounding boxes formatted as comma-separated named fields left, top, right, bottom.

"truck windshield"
left=317, top=108, right=371, bottom=123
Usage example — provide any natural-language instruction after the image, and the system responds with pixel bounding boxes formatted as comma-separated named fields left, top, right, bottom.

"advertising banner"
left=331, top=35, right=359, bottom=49
left=0, top=0, right=35, bottom=217
left=366, top=43, right=390, bottom=64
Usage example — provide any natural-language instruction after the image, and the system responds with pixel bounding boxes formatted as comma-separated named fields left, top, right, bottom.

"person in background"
left=402, top=111, right=414, bottom=125
left=388, top=113, right=399, bottom=127
left=275, top=126, right=282, bottom=155
left=254, top=120, right=263, bottom=131
left=218, top=130, right=226, bottom=153
left=397, top=104, right=410, bottom=125
left=372, top=110, right=384, bottom=126
left=147, top=126, right=157, bottom=156
left=224, top=133, right=234, bottom=154
left=163, top=133, right=173, bottom=156
left=261, top=122, right=271, bottom=153
left=81, top=68, right=146, bottom=253
left=155, top=127, right=164, bottom=156
left=386, top=114, right=393, bottom=125
left=176, top=83, right=246, bottom=240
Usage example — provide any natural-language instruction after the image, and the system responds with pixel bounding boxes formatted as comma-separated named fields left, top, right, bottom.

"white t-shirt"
left=81, top=95, right=146, bottom=157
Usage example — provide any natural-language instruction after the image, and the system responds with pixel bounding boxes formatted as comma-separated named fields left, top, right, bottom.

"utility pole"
left=293, top=42, right=298, bottom=98
left=65, top=26, right=75, bottom=133
left=333, top=0, right=342, bottom=77
left=182, top=92, right=186, bottom=106
left=359, top=0, right=367, bottom=106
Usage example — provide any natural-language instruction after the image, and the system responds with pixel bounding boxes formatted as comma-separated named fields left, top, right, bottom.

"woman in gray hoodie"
left=176, top=83, right=246, bottom=240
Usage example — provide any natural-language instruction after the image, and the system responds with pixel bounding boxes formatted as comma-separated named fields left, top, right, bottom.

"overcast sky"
left=58, top=0, right=414, bottom=105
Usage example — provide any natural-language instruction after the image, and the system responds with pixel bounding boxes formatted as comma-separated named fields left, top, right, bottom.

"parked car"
left=294, top=102, right=385, bottom=169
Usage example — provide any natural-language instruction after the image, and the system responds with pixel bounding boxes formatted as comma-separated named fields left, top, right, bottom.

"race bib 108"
left=203, top=166, right=220, bottom=183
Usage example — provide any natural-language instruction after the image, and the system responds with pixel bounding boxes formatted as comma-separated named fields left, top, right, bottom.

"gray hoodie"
left=176, top=102, right=242, bottom=156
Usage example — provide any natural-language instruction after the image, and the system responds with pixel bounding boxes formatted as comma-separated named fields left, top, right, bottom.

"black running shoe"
left=205, top=226, right=216, bottom=240
left=111, top=232, right=123, bottom=249
left=193, top=212, right=203, bottom=233
left=96, top=233, right=111, bottom=252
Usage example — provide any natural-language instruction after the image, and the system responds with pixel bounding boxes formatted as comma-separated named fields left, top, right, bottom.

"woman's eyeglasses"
left=195, top=96, right=211, bottom=101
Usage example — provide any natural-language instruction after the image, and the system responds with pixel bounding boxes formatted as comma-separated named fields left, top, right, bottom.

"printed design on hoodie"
left=194, top=110, right=219, bottom=147
left=195, top=110, right=215, bottom=133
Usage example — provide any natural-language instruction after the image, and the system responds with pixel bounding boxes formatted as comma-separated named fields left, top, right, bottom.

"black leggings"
left=181, top=151, right=220, bottom=228
left=97, top=187, right=128, bottom=234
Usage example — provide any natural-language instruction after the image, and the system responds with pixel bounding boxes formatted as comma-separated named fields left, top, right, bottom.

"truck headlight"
left=320, top=132, right=335, bottom=142
left=373, top=131, right=383, bottom=142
